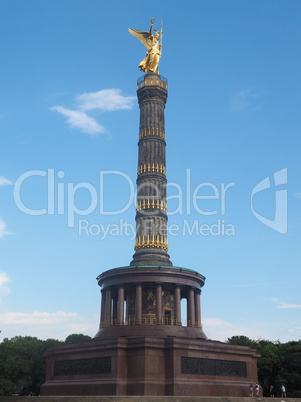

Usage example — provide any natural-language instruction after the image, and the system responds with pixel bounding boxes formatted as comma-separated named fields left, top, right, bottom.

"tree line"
left=227, top=335, right=301, bottom=398
left=0, top=334, right=91, bottom=396
left=0, top=334, right=300, bottom=396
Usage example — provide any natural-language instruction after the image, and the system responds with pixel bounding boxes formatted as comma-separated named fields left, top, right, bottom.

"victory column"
left=42, top=20, right=260, bottom=397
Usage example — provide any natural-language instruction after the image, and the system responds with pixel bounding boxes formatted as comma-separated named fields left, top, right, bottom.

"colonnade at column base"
left=96, top=265, right=206, bottom=334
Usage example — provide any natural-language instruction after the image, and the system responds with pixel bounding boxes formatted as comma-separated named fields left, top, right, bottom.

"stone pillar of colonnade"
left=105, top=289, right=112, bottom=327
left=135, top=284, right=142, bottom=324
left=117, top=286, right=125, bottom=325
left=174, top=285, right=181, bottom=325
left=156, top=283, right=162, bottom=325
left=187, top=287, right=195, bottom=327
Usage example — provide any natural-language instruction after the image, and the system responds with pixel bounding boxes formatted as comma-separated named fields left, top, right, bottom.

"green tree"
left=65, top=333, right=92, bottom=343
left=275, top=340, right=301, bottom=398
left=257, top=341, right=279, bottom=396
left=0, top=336, right=62, bottom=396
left=227, top=336, right=301, bottom=397
left=226, top=335, right=258, bottom=350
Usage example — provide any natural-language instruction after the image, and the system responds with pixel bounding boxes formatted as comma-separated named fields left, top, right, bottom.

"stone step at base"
left=1, top=397, right=299, bottom=402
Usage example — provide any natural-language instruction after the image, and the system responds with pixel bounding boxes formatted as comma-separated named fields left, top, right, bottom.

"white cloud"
left=295, top=192, right=301, bottom=198
left=0, top=311, right=98, bottom=340
left=202, top=317, right=236, bottom=341
left=0, top=272, right=10, bottom=302
left=270, top=297, right=301, bottom=309
left=0, top=218, right=9, bottom=238
left=0, top=177, right=13, bottom=186
left=0, top=272, right=10, bottom=288
left=76, top=89, right=136, bottom=112
left=51, top=88, right=135, bottom=136
left=277, top=303, right=301, bottom=309
left=288, top=326, right=301, bottom=334
left=234, top=280, right=294, bottom=288
left=229, top=88, right=263, bottom=113
left=0, top=311, right=77, bottom=325
left=51, top=106, right=107, bottom=136
left=202, top=316, right=298, bottom=343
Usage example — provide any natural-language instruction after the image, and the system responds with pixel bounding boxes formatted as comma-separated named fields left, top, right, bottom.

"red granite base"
left=41, top=335, right=259, bottom=397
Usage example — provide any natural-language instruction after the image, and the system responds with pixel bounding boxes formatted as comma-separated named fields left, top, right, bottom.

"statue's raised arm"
left=128, top=18, right=162, bottom=74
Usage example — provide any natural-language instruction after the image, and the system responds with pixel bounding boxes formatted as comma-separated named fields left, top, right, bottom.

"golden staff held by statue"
left=128, top=18, right=163, bottom=74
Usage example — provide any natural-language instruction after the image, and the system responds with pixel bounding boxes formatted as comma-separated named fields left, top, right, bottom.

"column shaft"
left=156, top=283, right=162, bottom=325
left=105, top=289, right=112, bottom=327
left=195, top=290, right=201, bottom=328
left=100, top=289, right=106, bottom=326
left=187, top=288, right=195, bottom=327
left=112, top=296, right=118, bottom=325
left=130, top=74, right=172, bottom=267
left=135, top=284, right=142, bottom=324
left=117, top=286, right=125, bottom=325
left=174, top=285, right=181, bottom=325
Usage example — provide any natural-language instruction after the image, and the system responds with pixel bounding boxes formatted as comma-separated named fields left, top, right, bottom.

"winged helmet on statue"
left=128, top=18, right=163, bottom=74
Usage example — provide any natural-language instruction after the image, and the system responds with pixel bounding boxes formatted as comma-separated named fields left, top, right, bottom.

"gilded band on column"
left=138, top=164, right=166, bottom=176
left=136, top=199, right=167, bottom=212
left=134, top=234, right=168, bottom=251
left=139, top=128, right=165, bottom=140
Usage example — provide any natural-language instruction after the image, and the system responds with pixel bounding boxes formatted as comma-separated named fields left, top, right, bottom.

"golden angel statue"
left=128, top=18, right=163, bottom=74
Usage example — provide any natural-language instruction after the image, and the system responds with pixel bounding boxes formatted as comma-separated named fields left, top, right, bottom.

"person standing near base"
left=269, top=385, right=275, bottom=397
left=281, top=384, right=286, bottom=398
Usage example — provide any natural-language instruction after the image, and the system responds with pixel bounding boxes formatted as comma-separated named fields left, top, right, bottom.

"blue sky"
left=0, top=0, right=300, bottom=342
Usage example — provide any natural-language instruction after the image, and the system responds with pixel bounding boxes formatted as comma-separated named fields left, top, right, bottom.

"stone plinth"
left=41, top=336, right=259, bottom=397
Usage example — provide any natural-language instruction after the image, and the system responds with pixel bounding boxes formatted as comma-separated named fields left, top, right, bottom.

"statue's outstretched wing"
left=128, top=28, right=152, bottom=50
